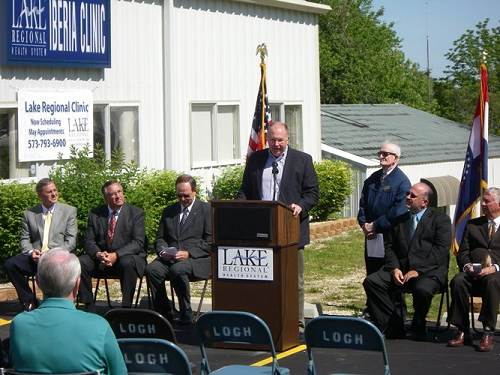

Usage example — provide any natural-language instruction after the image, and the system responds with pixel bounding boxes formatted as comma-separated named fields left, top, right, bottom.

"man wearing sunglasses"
left=358, top=143, right=411, bottom=275
left=363, top=182, right=450, bottom=340
left=146, top=174, right=211, bottom=324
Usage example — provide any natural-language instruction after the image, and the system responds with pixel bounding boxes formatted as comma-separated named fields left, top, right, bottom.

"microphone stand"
left=272, top=161, right=278, bottom=201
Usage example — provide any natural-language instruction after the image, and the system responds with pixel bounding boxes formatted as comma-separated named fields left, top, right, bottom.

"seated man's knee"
left=170, top=262, right=189, bottom=278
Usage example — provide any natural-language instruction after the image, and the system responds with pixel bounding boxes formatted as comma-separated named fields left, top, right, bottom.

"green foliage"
left=0, top=182, right=37, bottom=263
left=49, top=145, right=144, bottom=250
left=436, top=19, right=500, bottom=134
left=310, top=160, right=351, bottom=221
left=211, top=165, right=245, bottom=199
left=127, top=170, right=179, bottom=243
left=316, top=0, right=435, bottom=111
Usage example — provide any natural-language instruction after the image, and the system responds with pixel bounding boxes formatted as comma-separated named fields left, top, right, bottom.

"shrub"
left=0, top=182, right=37, bottom=265
left=311, top=160, right=352, bottom=221
left=50, top=145, right=144, bottom=250
left=211, top=165, right=244, bottom=199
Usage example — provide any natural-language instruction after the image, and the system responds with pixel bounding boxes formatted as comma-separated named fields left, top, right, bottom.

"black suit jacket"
left=457, top=216, right=500, bottom=269
left=84, top=203, right=146, bottom=273
left=155, top=199, right=212, bottom=279
left=384, top=208, right=451, bottom=285
left=237, top=147, right=319, bottom=247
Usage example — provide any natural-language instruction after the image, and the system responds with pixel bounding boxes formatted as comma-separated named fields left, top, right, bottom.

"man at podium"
left=237, top=121, right=319, bottom=329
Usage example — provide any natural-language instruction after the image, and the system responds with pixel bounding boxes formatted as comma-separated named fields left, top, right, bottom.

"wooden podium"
left=211, top=200, right=300, bottom=351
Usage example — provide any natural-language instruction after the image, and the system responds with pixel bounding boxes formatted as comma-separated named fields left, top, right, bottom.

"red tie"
left=108, top=211, right=117, bottom=243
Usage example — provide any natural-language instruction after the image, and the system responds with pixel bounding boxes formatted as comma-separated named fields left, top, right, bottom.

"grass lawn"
left=305, top=229, right=460, bottom=321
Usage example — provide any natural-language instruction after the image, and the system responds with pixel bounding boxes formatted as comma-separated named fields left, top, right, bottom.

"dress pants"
left=363, top=269, right=441, bottom=332
left=4, top=254, right=38, bottom=307
left=78, top=254, right=143, bottom=307
left=449, top=271, right=500, bottom=330
left=146, top=258, right=194, bottom=319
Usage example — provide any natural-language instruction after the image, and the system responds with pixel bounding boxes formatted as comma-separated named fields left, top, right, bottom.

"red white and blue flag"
left=452, top=64, right=489, bottom=253
left=247, top=62, right=271, bottom=157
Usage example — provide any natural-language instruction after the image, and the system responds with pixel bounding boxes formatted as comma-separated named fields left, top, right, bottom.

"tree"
left=316, top=0, right=434, bottom=111
left=437, top=19, right=500, bottom=134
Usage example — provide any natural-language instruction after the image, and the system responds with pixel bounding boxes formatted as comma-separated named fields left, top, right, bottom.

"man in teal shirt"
left=9, top=248, right=126, bottom=374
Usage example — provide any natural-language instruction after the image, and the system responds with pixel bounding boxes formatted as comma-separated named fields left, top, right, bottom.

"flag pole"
left=257, top=43, right=268, bottom=148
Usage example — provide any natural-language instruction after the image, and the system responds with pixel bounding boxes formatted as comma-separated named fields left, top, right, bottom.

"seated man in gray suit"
left=79, top=180, right=146, bottom=310
left=363, top=182, right=451, bottom=340
left=10, top=248, right=126, bottom=374
left=5, top=178, right=77, bottom=311
left=146, top=174, right=212, bottom=324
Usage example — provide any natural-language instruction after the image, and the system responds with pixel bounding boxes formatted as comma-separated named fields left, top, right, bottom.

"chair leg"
left=435, top=287, right=450, bottom=331
left=471, top=295, right=481, bottom=333
left=134, top=276, right=142, bottom=308
left=104, top=278, right=112, bottom=308
left=93, top=278, right=100, bottom=304
left=194, top=279, right=209, bottom=322
left=170, top=282, right=178, bottom=313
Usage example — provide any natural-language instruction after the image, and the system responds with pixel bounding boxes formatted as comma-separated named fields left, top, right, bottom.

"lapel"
left=408, top=209, right=430, bottom=247
left=279, top=148, right=294, bottom=201
left=180, top=200, right=199, bottom=234
left=48, top=204, right=61, bottom=241
left=35, top=205, right=45, bottom=241
left=172, top=203, right=182, bottom=237
left=255, top=151, right=267, bottom=199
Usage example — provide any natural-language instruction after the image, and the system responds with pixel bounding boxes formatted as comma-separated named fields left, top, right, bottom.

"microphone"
left=272, top=162, right=278, bottom=201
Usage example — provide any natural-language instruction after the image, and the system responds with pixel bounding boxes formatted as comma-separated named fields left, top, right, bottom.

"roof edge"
left=322, top=144, right=379, bottom=168
left=231, top=0, right=331, bottom=14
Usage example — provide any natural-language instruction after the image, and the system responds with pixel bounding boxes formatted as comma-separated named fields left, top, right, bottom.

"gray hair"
left=381, top=142, right=401, bottom=158
left=486, top=187, right=500, bottom=203
left=37, top=248, right=81, bottom=298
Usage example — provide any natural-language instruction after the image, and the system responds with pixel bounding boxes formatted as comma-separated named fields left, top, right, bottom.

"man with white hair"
left=9, top=249, right=126, bottom=374
left=448, top=187, right=500, bottom=352
left=358, top=142, right=411, bottom=275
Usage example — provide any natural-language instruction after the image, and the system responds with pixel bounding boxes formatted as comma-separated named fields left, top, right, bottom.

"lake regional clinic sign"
left=5, top=0, right=111, bottom=67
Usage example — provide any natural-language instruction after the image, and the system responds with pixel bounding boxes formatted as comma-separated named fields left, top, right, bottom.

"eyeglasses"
left=378, top=151, right=397, bottom=158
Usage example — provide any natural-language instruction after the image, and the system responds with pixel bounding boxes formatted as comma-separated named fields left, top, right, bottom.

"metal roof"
left=321, top=103, right=500, bottom=165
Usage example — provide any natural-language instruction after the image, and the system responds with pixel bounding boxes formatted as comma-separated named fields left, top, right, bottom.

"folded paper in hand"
left=366, top=234, right=385, bottom=258
left=160, top=246, right=178, bottom=260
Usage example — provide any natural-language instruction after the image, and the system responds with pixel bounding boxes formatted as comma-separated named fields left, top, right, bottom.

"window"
left=190, top=103, right=240, bottom=167
left=270, top=103, right=303, bottom=150
left=0, top=110, right=30, bottom=180
left=93, top=105, right=139, bottom=163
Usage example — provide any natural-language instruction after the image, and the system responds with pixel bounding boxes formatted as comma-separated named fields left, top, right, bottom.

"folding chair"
left=104, top=308, right=177, bottom=343
left=3, top=372, right=100, bottom=375
left=118, top=338, right=192, bottom=375
left=196, top=310, right=290, bottom=374
left=305, top=315, right=391, bottom=375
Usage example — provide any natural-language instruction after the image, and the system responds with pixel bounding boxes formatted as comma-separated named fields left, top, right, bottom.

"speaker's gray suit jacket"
left=20, top=202, right=77, bottom=253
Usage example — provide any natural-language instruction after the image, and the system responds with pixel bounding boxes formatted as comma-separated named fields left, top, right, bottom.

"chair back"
left=304, top=315, right=390, bottom=375
left=118, top=338, right=192, bottom=375
left=104, top=308, right=176, bottom=343
left=196, top=310, right=280, bottom=374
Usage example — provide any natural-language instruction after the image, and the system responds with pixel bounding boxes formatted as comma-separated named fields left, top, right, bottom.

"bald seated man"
left=363, top=182, right=451, bottom=340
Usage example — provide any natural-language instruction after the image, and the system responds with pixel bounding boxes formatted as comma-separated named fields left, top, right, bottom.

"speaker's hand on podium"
left=289, top=203, right=302, bottom=217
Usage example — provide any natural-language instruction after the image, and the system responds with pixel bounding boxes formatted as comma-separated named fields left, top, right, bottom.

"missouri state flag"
left=452, top=64, right=489, bottom=253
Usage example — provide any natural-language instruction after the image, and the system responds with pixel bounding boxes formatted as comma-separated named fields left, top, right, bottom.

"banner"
left=6, top=0, right=111, bottom=67
left=18, top=89, right=93, bottom=162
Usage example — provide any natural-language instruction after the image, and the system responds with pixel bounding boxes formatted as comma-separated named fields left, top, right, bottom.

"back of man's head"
left=37, top=248, right=81, bottom=298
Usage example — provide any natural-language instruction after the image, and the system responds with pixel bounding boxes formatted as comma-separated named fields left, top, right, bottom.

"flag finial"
left=256, top=43, right=268, bottom=64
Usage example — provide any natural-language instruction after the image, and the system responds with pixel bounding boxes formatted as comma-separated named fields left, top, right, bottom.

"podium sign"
left=211, top=200, right=300, bottom=351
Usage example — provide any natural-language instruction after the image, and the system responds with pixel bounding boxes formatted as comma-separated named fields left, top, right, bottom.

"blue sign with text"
left=5, top=0, right=111, bottom=68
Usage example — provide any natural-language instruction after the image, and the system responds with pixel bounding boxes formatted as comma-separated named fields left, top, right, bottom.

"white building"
left=0, top=0, right=329, bottom=188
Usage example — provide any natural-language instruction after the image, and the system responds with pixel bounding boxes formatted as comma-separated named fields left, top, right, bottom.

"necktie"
left=410, top=214, right=418, bottom=238
left=41, top=211, right=52, bottom=252
left=107, top=211, right=117, bottom=243
left=488, top=221, right=496, bottom=240
left=180, top=207, right=189, bottom=227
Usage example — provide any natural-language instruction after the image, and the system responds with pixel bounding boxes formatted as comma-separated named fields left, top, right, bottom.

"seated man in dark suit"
left=363, top=182, right=451, bottom=339
left=448, top=187, right=500, bottom=352
left=10, top=248, right=127, bottom=374
left=146, top=174, right=211, bottom=324
left=5, top=178, right=77, bottom=311
left=79, top=180, right=146, bottom=310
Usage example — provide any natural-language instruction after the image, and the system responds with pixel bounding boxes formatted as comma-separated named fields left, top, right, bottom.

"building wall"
left=0, top=0, right=165, bottom=177
left=166, top=0, right=322, bottom=187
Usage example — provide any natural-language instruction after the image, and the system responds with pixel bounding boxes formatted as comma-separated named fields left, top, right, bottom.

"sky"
left=371, top=0, right=500, bottom=77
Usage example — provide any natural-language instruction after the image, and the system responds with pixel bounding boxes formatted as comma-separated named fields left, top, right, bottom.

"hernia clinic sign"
left=5, top=0, right=110, bottom=67
left=17, top=89, right=93, bottom=162
left=217, top=246, right=274, bottom=281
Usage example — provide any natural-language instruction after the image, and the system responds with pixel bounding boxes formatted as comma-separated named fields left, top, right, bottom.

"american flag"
left=247, top=62, right=271, bottom=157
left=452, top=64, right=489, bottom=253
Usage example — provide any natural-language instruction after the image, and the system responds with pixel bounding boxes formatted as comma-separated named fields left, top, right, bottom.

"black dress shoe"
left=23, top=302, right=36, bottom=312
left=478, top=332, right=494, bottom=352
left=174, top=314, right=193, bottom=325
